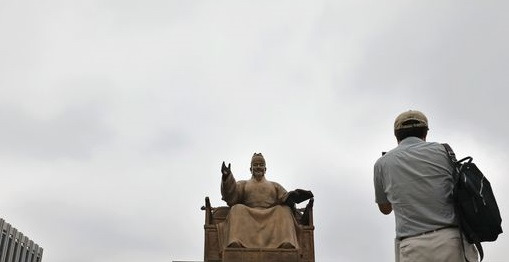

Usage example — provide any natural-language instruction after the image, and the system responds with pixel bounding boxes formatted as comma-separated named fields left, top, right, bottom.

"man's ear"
left=422, top=129, right=428, bottom=141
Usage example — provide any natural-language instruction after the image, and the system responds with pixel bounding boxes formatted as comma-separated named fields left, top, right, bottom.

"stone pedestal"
left=223, top=248, right=299, bottom=262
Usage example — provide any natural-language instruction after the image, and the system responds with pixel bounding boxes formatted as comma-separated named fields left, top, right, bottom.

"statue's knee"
left=229, top=204, right=249, bottom=215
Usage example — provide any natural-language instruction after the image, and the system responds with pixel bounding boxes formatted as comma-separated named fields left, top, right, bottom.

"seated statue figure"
left=217, top=153, right=313, bottom=250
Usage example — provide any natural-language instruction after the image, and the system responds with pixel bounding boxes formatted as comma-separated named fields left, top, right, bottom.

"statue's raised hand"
left=221, top=161, right=232, bottom=180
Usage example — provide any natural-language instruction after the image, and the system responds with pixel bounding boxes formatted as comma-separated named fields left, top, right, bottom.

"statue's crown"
left=251, top=153, right=265, bottom=164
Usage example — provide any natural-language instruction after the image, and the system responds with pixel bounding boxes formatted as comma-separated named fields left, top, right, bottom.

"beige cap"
left=394, top=110, right=429, bottom=131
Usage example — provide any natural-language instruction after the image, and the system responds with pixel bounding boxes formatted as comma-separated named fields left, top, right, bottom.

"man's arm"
left=378, top=203, right=392, bottom=215
left=374, top=159, right=392, bottom=215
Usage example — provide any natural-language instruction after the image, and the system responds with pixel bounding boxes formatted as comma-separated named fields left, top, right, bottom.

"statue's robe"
left=218, top=174, right=299, bottom=249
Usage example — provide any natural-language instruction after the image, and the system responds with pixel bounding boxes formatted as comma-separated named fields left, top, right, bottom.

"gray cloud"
left=0, top=102, right=112, bottom=160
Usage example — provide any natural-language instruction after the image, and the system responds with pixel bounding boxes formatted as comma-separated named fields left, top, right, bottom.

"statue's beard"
left=252, top=171, right=265, bottom=180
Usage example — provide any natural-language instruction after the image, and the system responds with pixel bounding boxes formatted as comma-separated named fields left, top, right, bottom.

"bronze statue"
left=218, top=153, right=313, bottom=249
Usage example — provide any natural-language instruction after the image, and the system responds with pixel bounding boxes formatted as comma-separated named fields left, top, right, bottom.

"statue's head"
left=250, top=153, right=266, bottom=181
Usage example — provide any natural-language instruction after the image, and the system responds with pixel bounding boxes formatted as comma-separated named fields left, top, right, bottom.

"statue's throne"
left=202, top=197, right=315, bottom=262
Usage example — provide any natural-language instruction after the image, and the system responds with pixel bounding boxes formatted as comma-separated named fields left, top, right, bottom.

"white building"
left=0, top=218, right=43, bottom=262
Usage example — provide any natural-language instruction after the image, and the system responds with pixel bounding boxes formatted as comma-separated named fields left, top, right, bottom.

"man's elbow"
left=378, top=203, right=392, bottom=215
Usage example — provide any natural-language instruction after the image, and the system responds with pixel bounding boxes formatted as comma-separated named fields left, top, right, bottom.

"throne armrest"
left=201, top=197, right=213, bottom=225
left=202, top=196, right=230, bottom=225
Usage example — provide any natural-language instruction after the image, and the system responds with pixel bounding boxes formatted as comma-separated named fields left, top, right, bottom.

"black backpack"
left=443, top=144, right=503, bottom=261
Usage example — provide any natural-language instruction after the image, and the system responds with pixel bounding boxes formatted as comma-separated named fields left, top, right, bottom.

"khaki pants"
left=394, top=228, right=478, bottom=262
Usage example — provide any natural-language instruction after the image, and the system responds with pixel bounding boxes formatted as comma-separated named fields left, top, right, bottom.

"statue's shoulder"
left=268, top=180, right=285, bottom=189
left=236, top=179, right=248, bottom=186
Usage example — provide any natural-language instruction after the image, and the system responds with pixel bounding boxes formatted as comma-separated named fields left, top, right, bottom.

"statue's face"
left=250, top=159, right=266, bottom=180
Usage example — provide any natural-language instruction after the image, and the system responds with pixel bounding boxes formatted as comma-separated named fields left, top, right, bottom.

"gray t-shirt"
left=374, top=137, right=457, bottom=238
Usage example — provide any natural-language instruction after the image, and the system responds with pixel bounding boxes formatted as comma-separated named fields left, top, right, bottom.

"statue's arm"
left=220, top=162, right=241, bottom=206
left=272, top=182, right=289, bottom=205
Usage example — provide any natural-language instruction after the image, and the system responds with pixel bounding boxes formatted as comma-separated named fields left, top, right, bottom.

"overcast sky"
left=1, top=1, right=508, bottom=261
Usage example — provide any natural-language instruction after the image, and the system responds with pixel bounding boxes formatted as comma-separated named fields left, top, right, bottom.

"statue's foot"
left=227, top=241, right=244, bottom=248
left=278, top=242, right=295, bottom=249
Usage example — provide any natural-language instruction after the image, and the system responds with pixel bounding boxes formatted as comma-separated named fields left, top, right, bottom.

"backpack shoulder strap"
left=442, top=143, right=458, bottom=162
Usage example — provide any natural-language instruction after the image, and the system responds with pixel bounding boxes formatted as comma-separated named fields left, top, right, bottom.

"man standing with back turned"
left=374, top=110, right=478, bottom=262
